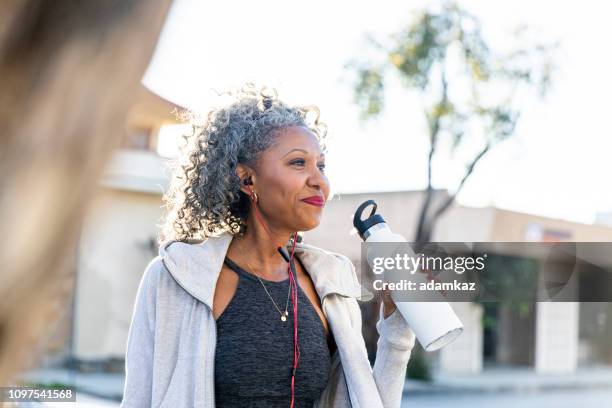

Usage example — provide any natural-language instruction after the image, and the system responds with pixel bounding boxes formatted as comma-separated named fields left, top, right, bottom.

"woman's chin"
left=294, top=218, right=321, bottom=232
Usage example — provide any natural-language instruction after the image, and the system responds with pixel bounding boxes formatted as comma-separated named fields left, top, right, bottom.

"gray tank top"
left=214, top=256, right=333, bottom=407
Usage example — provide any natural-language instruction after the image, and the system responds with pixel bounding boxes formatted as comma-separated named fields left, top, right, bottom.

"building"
left=51, top=91, right=612, bottom=375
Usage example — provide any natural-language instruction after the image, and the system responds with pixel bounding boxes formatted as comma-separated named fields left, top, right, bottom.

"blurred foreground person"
left=0, top=0, right=172, bottom=388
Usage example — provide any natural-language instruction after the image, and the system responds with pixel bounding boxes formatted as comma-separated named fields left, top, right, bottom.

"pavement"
left=404, top=365, right=612, bottom=395
left=16, top=364, right=612, bottom=406
left=18, top=367, right=124, bottom=403
left=401, top=388, right=612, bottom=408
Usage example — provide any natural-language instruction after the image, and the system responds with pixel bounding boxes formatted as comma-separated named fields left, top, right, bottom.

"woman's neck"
left=227, top=219, right=294, bottom=280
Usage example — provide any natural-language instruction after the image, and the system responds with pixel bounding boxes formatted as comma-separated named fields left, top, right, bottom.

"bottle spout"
left=353, top=200, right=386, bottom=241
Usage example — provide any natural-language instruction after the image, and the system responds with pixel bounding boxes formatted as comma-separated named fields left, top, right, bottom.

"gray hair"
left=159, top=83, right=328, bottom=244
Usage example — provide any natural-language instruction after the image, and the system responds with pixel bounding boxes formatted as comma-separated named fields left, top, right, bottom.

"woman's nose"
left=306, top=167, right=328, bottom=191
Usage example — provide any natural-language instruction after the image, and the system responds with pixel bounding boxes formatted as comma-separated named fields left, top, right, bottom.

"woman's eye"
left=289, top=159, right=325, bottom=172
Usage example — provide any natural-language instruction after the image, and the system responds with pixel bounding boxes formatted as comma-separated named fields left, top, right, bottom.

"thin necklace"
left=256, top=273, right=292, bottom=322
left=232, top=257, right=294, bottom=322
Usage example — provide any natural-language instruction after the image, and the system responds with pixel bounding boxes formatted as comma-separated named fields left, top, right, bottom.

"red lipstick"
left=301, top=196, right=325, bottom=207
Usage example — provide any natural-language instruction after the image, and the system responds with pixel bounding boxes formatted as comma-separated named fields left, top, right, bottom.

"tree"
left=346, top=1, right=558, bottom=381
left=347, top=1, right=557, bottom=248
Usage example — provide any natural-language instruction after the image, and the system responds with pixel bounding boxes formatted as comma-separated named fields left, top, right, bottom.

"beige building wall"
left=74, top=187, right=163, bottom=359
left=73, top=147, right=171, bottom=360
left=71, top=86, right=177, bottom=361
left=490, top=209, right=612, bottom=241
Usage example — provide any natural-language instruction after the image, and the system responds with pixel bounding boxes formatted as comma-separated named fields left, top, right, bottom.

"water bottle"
left=353, top=200, right=464, bottom=351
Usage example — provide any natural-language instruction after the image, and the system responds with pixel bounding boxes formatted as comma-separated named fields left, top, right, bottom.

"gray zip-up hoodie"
left=120, top=231, right=416, bottom=407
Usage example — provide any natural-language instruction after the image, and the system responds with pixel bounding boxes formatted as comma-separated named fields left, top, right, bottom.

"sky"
left=143, top=0, right=612, bottom=225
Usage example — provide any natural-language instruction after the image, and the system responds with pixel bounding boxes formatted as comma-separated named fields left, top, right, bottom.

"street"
left=402, top=388, right=612, bottom=407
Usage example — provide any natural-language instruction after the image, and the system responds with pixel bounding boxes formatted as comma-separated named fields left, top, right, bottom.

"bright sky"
left=144, top=0, right=612, bottom=225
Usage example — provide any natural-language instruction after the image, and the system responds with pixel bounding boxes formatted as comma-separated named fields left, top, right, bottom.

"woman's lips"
left=301, top=197, right=324, bottom=207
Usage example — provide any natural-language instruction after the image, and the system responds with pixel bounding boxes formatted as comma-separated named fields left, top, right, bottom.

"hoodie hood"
left=158, top=231, right=374, bottom=310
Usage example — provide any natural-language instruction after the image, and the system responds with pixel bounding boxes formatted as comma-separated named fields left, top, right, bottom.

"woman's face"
left=243, top=125, right=330, bottom=233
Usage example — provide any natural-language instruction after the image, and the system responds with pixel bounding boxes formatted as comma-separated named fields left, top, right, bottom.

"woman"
left=120, top=84, right=416, bottom=408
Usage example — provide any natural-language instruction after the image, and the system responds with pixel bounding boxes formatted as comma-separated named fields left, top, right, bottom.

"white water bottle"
left=353, top=200, right=464, bottom=351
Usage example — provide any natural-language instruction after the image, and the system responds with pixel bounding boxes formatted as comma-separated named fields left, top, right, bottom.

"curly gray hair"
left=158, top=84, right=328, bottom=245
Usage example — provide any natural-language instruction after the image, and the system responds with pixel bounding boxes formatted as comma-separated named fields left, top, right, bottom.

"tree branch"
left=433, top=141, right=491, bottom=219
left=415, top=68, right=448, bottom=242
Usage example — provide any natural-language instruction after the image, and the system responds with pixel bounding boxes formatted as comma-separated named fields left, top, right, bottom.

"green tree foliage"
left=346, top=1, right=558, bottom=247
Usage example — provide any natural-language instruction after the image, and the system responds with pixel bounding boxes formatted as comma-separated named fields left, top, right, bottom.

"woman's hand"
left=381, top=288, right=397, bottom=319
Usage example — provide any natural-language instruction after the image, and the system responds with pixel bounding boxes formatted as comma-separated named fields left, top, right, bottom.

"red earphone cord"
left=250, top=191, right=300, bottom=408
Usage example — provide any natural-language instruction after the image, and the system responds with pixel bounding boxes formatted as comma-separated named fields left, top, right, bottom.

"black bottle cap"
left=353, top=200, right=386, bottom=241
